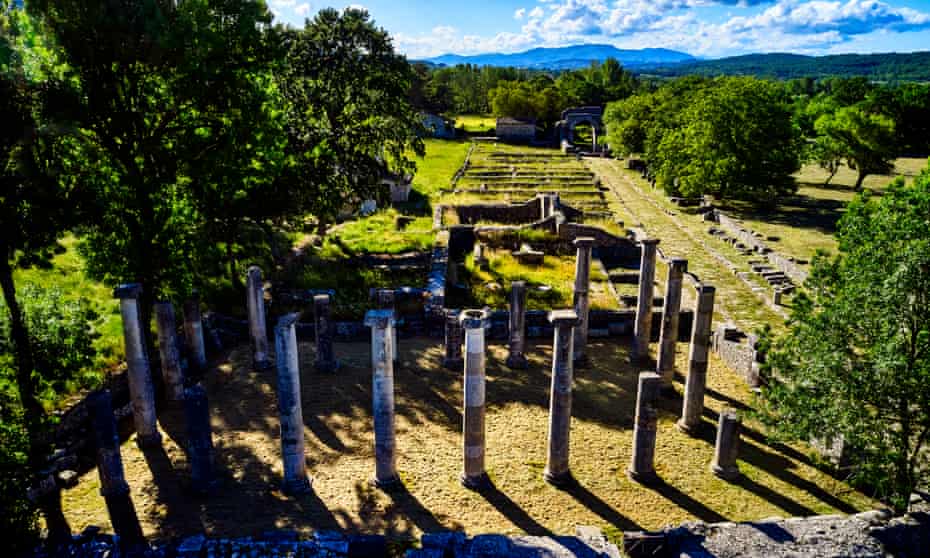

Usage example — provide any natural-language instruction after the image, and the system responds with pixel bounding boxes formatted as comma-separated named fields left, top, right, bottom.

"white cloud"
left=395, top=0, right=930, bottom=58
left=294, top=2, right=312, bottom=17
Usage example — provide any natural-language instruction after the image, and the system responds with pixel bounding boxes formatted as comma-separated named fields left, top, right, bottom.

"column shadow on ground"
left=476, top=481, right=552, bottom=535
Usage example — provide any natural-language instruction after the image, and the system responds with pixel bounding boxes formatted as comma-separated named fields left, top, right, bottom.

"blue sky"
left=267, top=0, right=930, bottom=58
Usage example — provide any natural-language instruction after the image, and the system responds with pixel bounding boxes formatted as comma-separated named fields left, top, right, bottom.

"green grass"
left=13, top=236, right=123, bottom=369
left=323, top=210, right=434, bottom=256
left=451, top=248, right=617, bottom=311
left=411, top=139, right=471, bottom=200
left=718, top=158, right=929, bottom=262
left=451, top=114, right=496, bottom=134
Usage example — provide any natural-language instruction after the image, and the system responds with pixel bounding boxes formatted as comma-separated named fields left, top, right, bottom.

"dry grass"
left=60, top=338, right=876, bottom=542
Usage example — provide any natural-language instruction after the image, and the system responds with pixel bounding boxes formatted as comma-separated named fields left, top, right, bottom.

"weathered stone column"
left=89, top=390, right=145, bottom=548
left=274, top=314, right=311, bottom=494
left=183, top=383, right=215, bottom=493
left=183, top=292, right=207, bottom=374
left=677, top=285, right=716, bottom=435
left=628, top=372, right=661, bottom=484
left=461, top=309, right=491, bottom=489
left=154, top=301, right=185, bottom=401
left=114, top=284, right=161, bottom=447
left=633, top=239, right=660, bottom=363
left=246, top=266, right=271, bottom=369
left=572, top=238, right=595, bottom=366
left=656, top=258, right=687, bottom=387
left=711, top=409, right=742, bottom=481
left=365, top=310, right=400, bottom=489
left=313, top=294, right=339, bottom=373
left=506, top=281, right=528, bottom=369
left=544, top=309, right=580, bottom=487
left=443, top=309, right=463, bottom=370
left=376, top=289, right=399, bottom=366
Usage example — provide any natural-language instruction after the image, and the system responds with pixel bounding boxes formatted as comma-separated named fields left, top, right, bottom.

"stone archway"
left=557, top=106, right=605, bottom=151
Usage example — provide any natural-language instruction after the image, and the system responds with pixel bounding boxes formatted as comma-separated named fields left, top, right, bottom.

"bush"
left=0, top=415, right=39, bottom=555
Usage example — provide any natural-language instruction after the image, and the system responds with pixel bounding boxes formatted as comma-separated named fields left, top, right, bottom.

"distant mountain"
left=420, top=44, right=695, bottom=70
left=638, top=52, right=930, bottom=81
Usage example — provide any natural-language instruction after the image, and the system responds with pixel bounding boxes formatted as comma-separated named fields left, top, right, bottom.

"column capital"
left=275, top=313, right=299, bottom=334
left=669, top=258, right=688, bottom=271
left=573, top=236, right=596, bottom=249
left=113, top=283, right=143, bottom=300
left=549, top=309, right=580, bottom=326
left=313, top=293, right=331, bottom=305
left=246, top=264, right=263, bottom=277
left=696, top=283, right=716, bottom=296
left=640, top=238, right=661, bottom=247
left=460, top=308, right=491, bottom=330
left=364, top=309, right=395, bottom=329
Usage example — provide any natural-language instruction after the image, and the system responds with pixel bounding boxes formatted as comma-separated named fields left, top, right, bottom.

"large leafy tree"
left=814, top=105, right=896, bottom=190
left=655, top=77, right=801, bottom=203
left=277, top=7, right=425, bottom=230
left=28, top=0, right=278, bottom=310
left=760, top=167, right=930, bottom=512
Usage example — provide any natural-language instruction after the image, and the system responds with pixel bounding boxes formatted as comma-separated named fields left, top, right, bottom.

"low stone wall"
left=712, top=324, right=761, bottom=387
left=452, top=197, right=542, bottom=225
left=713, top=210, right=809, bottom=284
left=425, top=243, right=449, bottom=336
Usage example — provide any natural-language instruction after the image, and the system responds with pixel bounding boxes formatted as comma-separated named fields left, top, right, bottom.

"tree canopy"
left=760, top=165, right=930, bottom=512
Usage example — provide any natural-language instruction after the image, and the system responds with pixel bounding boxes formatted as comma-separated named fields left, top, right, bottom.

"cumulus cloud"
left=398, top=0, right=930, bottom=58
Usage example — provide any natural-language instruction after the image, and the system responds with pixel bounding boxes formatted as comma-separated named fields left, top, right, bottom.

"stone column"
left=183, top=293, right=207, bottom=374
left=677, top=285, right=716, bottom=435
left=461, top=309, right=491, bottom=489
left=154, top=301, right=184, bottom=401
left=544, top=309, right=580, bottom=487
left=443, top=309, right=463, bottom=370
left=274, top=314, right=311, bottom=495
left=313, top=294, right=339, bottom=373
left=572, top=238, right=595, bottom=366
left=711, top=409, right=742, bottom=481
left=89, top=390, right=145, bottom=548
left=246, top=266, right=271, bottom=369
left=183, top=383, right=215, bottom=493
left=633, top=239, right=660, bottom=363
left=114, top=284, right=161, bottom=448
left=506, top=281, right=528, bottom=369
left=365, top=310, right=400, bottom=489
left=628, top=372, right=661, bottom=484
left=656, top=258, right=687, bottom=387
left=376, top=289, right=399, bottom=366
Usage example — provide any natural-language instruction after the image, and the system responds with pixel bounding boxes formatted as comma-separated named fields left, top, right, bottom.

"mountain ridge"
left=420, top=44, right=695, bottom=70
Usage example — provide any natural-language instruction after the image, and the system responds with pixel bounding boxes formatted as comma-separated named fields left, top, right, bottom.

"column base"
left=443, top=357, right=463, bottom=371
left=627, top=468, right=660, bottom=486
left=460, top=472, right=490, bottom=490
left=676, top=419, right=702, bottom=437
left=371, top=474, right=402, bottom=491
left=506, top=354, right=528, bottom=370
left=135, top=432, right=162, bottom=449
left=314, top=360, right=340, bottom=374
left=281, top=475, right=313, bottom=496
left=543, top=469, right=575, bottom=489
left=711, top=464, right=740, bottom=482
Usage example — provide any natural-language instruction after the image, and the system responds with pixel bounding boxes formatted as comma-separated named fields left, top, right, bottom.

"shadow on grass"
left=565, top=481, right=643, bottom=532
left=650, top=480, right=728, bottom=524
left=477, top=481, right=552, bottom=535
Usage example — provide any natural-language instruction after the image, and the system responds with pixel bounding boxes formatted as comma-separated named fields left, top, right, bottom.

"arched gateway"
left=556, top=106, right=605, bottom=152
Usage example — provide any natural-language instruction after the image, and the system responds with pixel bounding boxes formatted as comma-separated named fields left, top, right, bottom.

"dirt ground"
left=60, top=337, right=876, bottom=542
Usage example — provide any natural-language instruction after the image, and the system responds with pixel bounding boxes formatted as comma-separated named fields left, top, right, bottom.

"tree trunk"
left=824, top=167, right=838, bottom=187
left=0, top=257, right=71, bottom=541
left=0, top=258, right=44, bottom=467
left=854, top=170, right=867, bottom=191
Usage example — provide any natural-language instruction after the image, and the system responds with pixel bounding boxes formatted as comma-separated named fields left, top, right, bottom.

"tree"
left=0, top=8, right=86, bottom=542
left=29, top=0, right=278, bottom=311
left=655, top=77, right=801, bottom=203
left=277, top=8, right=425, bottom=231
left=814, top=105, right=896, bottom=190
left=604, top=93, right=654, bottom=156
left=760, top=166, right=930, bottom=512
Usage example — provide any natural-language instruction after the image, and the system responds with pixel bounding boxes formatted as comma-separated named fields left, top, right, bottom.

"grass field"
left=718, top=158, right=928, bottom=261
left=451, top=114, right=496, bottom=135
left=59, top=338, right=876, bottom=542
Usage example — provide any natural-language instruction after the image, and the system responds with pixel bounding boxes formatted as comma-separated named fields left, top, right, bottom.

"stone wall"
left=711, top=324, right=761, bottom=387
left=451, top=197, right=543, bottom=225
left=712, top=210, right=809, bottom=284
